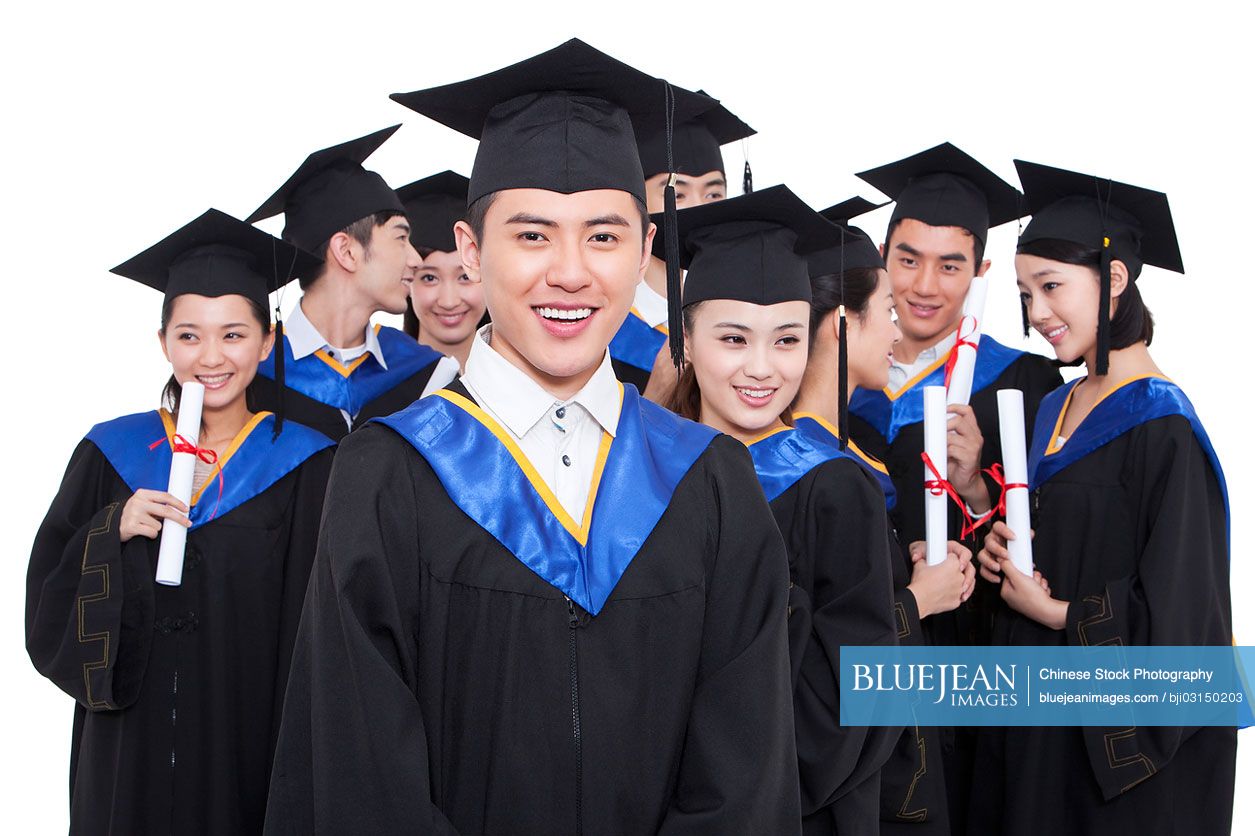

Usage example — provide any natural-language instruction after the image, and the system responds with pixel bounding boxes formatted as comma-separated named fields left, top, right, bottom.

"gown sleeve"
left=793, top=460, right=901, bottom=824
left=657, top=436, right=801, bottom=835
left=25, top=439, right=156, bottom=712
left=1063, top=417, right=1231, bottom=800
left=263, top=427, right=462, bottom=835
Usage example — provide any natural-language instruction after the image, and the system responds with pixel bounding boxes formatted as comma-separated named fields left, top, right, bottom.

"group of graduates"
left=25, top=39, right=1234, bottom=836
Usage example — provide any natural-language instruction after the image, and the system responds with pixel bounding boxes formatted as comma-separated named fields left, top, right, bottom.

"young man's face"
left=883, top=218, right=990, bottom=346
left=357, top=215, right=422, bottom=316
left=644, top=170, right=727, bottom=215
left=457, top=188, right=654, bottom=389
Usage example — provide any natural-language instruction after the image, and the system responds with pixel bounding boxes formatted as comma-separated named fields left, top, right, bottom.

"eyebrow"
left=704, top=177, right=727, bottom=188
left=714, top=322, right=750, bottom=331
left=774, top=322, right=805, bottom=331
left=893, top=241, right=967, bottom=262
left=1031, top=267, right=1060, bottom=279
left=584, top=214, right=630, bottom=228
left=505, top=212, right=557, bottom=227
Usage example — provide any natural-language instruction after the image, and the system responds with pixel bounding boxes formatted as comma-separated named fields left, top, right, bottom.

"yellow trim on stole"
left=629, top=307, right=669, bottom=336
left=433, top=388, right=618, bottom=546
left=312, top=323, right=385, bottom=377
left=792, top=411, right=891, bottom=475
left=1044, top=373, right=1171, bottom=455
left=158, top=409, right=273, bottom=506
left=745, top=424, right=793, bottom=446
left=882, top=349, right=951, bottom=401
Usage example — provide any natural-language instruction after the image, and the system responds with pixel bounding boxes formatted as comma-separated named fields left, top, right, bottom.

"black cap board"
left=396, top=170, right=470, bottom=253
left=856, top=142, right=1022, bottom=245
left=111, top=209, right=319, bottom=308
left=808, top=197, right=889, bottom=274
left=390, top=39, right=718, bottom=206
left=1015, top=159, right=1181, bottom=375
left=635, top=89, right=755, bottom=180
left=246, top=125, right=406, bottom=254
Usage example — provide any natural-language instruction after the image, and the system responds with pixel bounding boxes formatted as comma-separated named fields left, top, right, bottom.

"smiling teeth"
left=198, top=374, right=230, bottom=384
left=537, top=307, right=592, bottom=321
left=737, top=387, right=772, bottom=398
left=1045, top=325, right=1068, bottom=338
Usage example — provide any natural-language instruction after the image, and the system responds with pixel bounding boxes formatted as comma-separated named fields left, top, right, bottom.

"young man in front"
left=264, top=40, right=799, bottom=836
left=609, top=95, right=755, bottom=395
left=247, top=126, right=459, bottom=440
left=850, top=142, right=1062, bottom=835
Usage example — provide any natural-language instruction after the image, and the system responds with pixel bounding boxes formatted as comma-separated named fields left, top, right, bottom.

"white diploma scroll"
left=945, top=274, right=988, bottom=407
left=155, top=381, right=204, bottom=586
left=997, top=389, right=1034, bottom=577
left=923, top=385, right=949, bottom=566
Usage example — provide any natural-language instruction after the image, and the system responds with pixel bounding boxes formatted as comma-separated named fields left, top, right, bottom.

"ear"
left=879, top=241, right=887, bottom=259
left=158, top=328, right=171, bottom=363
left=639, top=221, right=657, bottom=279
left=976, top=258, right=992, bottom=277
left=259, top=325, right=276, bottom=362
left=830, top=309, right=844, bottom=343
left=454, top=220, right=482, bottom=282
left=1108, top=259, right=1131, bottom=300
left=327, top=231, right=358, bottom=274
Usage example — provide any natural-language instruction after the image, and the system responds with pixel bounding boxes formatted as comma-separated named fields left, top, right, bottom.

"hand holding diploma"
left=155, top=381, right=204, bottom=586
left=119, top=489, right=189, bottom=543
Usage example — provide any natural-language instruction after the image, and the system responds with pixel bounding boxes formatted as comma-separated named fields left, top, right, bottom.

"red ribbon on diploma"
left=148, top=434, right=225, bottom=521
left=921, top=450, right=977, bottom=540
left=942, top=315, right=980, bottom=391
left=961, top=463, right=1030, bottom=538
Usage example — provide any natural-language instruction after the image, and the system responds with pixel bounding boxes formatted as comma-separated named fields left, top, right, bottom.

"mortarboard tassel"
left=1021, top=298, right=1031, bottom=337
left=837, top=303, right=849, bottom=449
left=743, top=160, right=753, bottom=196
left=273, top=311, right=285, bottom=439
left=1096, top=235, right=1112, bottom=376
left=662, top=82, right=685, bottom=369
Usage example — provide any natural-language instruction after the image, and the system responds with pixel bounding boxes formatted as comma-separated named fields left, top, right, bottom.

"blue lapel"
left=747, top=426, right=863, bottom=503
left=609, top=310, right=668, bottom=373
left=791, top=414, right=897, bottom=511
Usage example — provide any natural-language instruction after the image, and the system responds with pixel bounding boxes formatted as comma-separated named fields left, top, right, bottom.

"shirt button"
left=556, top=406, right=567, bottom=419
left=562, top=454, right=572, bottom=467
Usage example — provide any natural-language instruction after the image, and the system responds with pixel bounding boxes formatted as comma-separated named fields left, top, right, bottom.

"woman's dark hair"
left=159, top=294, right=272, bottom=413
left=1015, top=237, right=1154, bottom=350
left=662, top=301, right=797, bottom=428
left=808, top=266, right=882, bottom=335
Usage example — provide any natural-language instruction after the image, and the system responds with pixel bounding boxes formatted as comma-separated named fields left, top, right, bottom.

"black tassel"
left=743, top=159, right=753, bottom=196
left=1021, top=298, right=1031, bottom=337
left=664, top=176, right=684, bottom=369
left=1097, top=237, right=1112, bottom=376
left=837, top=305, right=848, bottom=449
left=272, top=314, right=286, bottom=439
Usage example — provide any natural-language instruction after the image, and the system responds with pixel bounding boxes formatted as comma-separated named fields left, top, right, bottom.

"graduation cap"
left=856, top=142, right=1022, bottom=245
left=391, top=38, right=718, bottom=367
left=1015, top=159, right=1182, bottom=374
left=647, top=184, right=849, bottom=365
left=245, top=125, right=406, bottom=254
left=395, top=170, right=470, bottom=253
left=112, top=209, right=320, bottom=436
left=635, top=89, right=755, bottom=183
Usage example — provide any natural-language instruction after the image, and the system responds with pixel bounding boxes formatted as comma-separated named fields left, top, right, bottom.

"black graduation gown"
left=971, top=409, right=1235, bottom=834
left=765, top=452, right=900, bottom=836
left=264, top=384, right=800, bottom=836
left=611, top=357, right=652, bottom=392
left=26, top=414, right=334, bottom=836
left=250, top=326, right=448, bottom=440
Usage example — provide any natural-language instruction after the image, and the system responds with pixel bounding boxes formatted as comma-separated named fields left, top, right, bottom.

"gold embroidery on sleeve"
left=78, top=503, right=120, bottom=710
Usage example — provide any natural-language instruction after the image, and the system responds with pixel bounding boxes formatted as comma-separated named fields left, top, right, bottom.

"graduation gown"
left=793, top=414, right=950, bottom=835
left=748, top=427, right=901, bottom=836
left=250, top=324, right=448, bottom=440
left=26, top=410, right=335, bottom=836
left=608, top=309, right=667, bottom=392
left=971, top=375, right=1235, bottom=836
left=265, top=381, right=800, bottom=836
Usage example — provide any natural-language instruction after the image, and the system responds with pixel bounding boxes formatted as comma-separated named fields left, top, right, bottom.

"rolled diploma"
left=923, top=385, right=949, bottom=566
left=997, top=389, right=1034, bottom=576
left=945, top=274, right=988, bottom=407
left=155, top=381, right=204, bottom=586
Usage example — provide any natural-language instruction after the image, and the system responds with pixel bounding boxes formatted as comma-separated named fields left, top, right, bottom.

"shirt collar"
left=891, top=328, right=958, bottom=377
left=284, top=301, right=388, bottom=370
left=461, top=325, right=621, bottom=438
left=631, top=280, right=669, bottom=328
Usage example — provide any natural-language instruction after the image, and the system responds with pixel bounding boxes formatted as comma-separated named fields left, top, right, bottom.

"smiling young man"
left=264, top=41, right=799, bottom=836
left=608, top=94, right=755, bottom=395
left=852, top=143, right=1063, bottom=836
left=246, top=127, right=459, bottom=440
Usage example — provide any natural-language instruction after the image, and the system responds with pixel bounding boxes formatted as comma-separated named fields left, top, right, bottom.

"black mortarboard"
left=1015, top=159, right=1182, bottom=374
left=112, top=209, right=319, bottom=437
left=808, top=197, right=889, bottom=274
left=390, top=39, right=717, bottom=206
left=635, top=89, right=755, bottom=180
left=856, top=142, right=1022, bottom=245
left=395, top=170, right=470, bottom=253
left=246, top=125, right=406, bottom=254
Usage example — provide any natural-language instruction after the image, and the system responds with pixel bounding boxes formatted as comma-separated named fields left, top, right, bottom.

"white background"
left=2, top=0, right=1249, bottom=831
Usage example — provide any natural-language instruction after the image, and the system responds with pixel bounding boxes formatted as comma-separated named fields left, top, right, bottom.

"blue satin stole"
left=86, top=410, right=334, bottom=529
left=1027, top=375, right=1228, bottom=521
left=256, top=324, right=442, bottom=415
left=747, top=426, right=866, bottom=504
left=849, top=336, right=1024, bottom=444
left=608, top=309, right=668, bottom=372
left=374, top=384, right=718, bottom=615
left=791, top=413, right=898, bottom=511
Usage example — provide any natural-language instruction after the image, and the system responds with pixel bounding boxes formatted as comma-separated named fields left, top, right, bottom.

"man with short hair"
left=247, top=126, right=459, bottom=440
left=265, top=41, right=799, bottom=836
